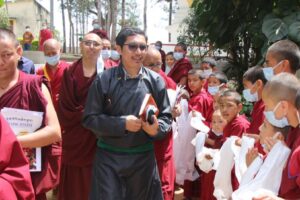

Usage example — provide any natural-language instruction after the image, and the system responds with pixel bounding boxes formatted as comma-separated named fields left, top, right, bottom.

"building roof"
left=34, top=0, right=50, bottom=12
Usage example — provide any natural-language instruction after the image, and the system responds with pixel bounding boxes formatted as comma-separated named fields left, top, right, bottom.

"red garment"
left=279, top=127, right=300, bottom=198
left=154, top=70, right=176, bottom=200
left=223, top=115, right=250, bottom=138
left=167, top=57, right=192, bottom=85
left=159, top=49, right=166, bottom=72
left=39, top=29, right=53, bottom=51
left=188, top=89, right=214, bottom=125
left=89, top=29, right=108, bottom=39
left=159, top=70, right=177, bottom=90
left=104, top=58, right=119, bottom=70
left=0, top=72, right=59, bottom=199
left=36, top=61, right=69, bottom=111
left=246, top=99, right=265, bottom=134
left=0, top=114, right=35, bottom=200
left=57, top=59, right=97, bottom=200
left=200, top=131, right=223, bottom=200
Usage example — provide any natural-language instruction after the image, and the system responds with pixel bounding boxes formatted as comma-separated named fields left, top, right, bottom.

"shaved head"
left=263, top=72, right=300, bottom=104
left=43, top=38, right=61, bottom=50
left=143, top=46, right=162, bottom=73
left=0, top=28, right=19, bottom=47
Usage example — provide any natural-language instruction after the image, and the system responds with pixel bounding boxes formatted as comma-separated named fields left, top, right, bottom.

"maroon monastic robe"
left=188, top=89, right=214, bottom=125
left=0, top=72, right=59, bottom=200
left=246, top=99, right=265, bottom=153
left=200, top=130, right=223, bottom=200
left=36, top=61, right=69, bottom=111
left=279, top=127, right=300, bottom=198
left=0, top=114, right=35, bottom=200
left=167, top=57, right=192, bottom=85
left=57, top=59, right=97, bottom=200
left=154, top=70, right=176, bottom=200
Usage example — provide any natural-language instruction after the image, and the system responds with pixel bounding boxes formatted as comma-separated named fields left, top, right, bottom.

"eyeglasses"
left=124, top=43, right=148, bottom=51
left=82, top=40, right=101, bottom=47
left=145, top=63, right=162, bottom=68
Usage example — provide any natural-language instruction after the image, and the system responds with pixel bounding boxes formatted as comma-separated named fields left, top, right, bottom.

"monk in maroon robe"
left=0, top=28, right=61, bottom=200
left=143, top=47, right=176, bottom=200
left=0, top=114, right=35, bottom=200
left=57, top=33, right=101, bottom=200
left=168, top=42, right=193, bottom=87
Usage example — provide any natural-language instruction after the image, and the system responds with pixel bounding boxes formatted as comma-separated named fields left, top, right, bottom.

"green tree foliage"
left=0, top=0, right=4, bottom=7
left=180, top=0, right=300, bottom=89
left=0, top=7, right=9, bottom=29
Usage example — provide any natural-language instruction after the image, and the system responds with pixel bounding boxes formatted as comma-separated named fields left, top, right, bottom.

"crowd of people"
left=0, top=24, right=299, bottom=200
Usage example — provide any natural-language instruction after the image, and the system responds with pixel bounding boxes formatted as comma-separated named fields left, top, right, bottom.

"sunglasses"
left=82, top=40, right=101, bottom=47
left=124, top=43, right=148, bottom=51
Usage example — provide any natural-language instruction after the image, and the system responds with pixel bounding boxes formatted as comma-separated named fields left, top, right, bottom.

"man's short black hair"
left=209, top=72, right=228, bottom=84
left=268, top=39, right=300, bottom=73
left=176, top=42, right=187, bottom=51
left=155, top=41, right=162, bottom=47
left=166, top=52, right=173, bottom=57
left=115, top=27, right=146, bottom=48
left=243, top=65, right=267, bottom=85
left=25, top=26, right=30, bottom=29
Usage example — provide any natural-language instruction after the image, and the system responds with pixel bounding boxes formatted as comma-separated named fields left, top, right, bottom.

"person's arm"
left=17, top=83, right=61, bottom=148
left=142, top=76, right=172, bottom=139
left=82, top=76, right=132, bottom=137
left=205, top=137, right=215, bottom=146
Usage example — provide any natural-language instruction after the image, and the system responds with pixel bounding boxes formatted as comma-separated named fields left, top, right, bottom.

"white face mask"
left=110, top=50, right=120, bottom=60
left=212, top=129, right=223, bottom=136
left=263, top=61, right=283, bottom=81
left=101, top=50, right=111, bottom=60
left=44, top=54, right=60, bottom=66
left=242, top=86, right=258, bottom=102
left=263, top=102, right=289, bottom=128
left=173, top=52, right=184, bottom=61
left=93, top=24, right=101, bottom=29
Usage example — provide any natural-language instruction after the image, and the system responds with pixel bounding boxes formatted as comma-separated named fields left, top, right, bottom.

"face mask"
left=93, top=24, right=101, bottom=29
left=45, top=54, right=60, bottom=66
left=264, top=102, right=289, bottom=128
left=203, top=69, right=212, bottom=78
left=26, top=28, right=30, bottom=31
left=110, top=50, right=120, bottom=60
left=243, top=88, right=258, bottom=102
left=155, top=45, right=161, bottom=50
left=101, top=50, right=111, bottom=60
left=263, top=61, right=283, bottom=81
left=208, top=86, right=219, bottom=95
left=42, top=25, right=47, bottom=29
left=173, top=52, right=184, bottom=61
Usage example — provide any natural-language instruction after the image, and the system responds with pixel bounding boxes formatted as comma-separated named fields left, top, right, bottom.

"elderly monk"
left=57, top=33, right=102, bottom=200
left=0, top=28, right=61, bottom=200
left=143, top=46, right=176, bottom=200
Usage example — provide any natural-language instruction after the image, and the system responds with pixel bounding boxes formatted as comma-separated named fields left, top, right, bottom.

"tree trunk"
left=106, top=0, right=111, bottom=37
left=96, top=0, right=102, bottom=27
left=143, top=0, right=147, bottom=34
left=121, top=0, right=125, bottom=28
left=168, top=0, right=172, bottom=42
left=66, top=0, right=74, bottom=53
left=61, top=0, right=66, bottom=53
left=111, top=0, right=118, bottom=42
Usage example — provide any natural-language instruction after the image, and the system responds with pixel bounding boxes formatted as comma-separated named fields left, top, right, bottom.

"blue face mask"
left=110, top=50, right=120, bottom=60
left=208, top=86, right=219, bottom=95
left=264, top=102, right=289, bottom=128
left=263, top=61, right=283, bottom=81
left=45, top=54, right=60, bottom=66
left=173, top=52, right=184, bottom=61
left=155, top=45, right=161, bottom=50
left=101, top=49, right=111, bottom=60
left=243, top=88, right=258, bottom=102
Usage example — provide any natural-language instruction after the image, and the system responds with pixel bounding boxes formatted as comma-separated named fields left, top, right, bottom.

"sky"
left=36, top=0, right=170, bottom=45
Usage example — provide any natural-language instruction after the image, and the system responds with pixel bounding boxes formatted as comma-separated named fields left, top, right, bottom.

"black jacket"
left=82, top=64, right=172, bottom=148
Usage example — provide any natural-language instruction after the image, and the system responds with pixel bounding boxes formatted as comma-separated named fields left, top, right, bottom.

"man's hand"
left=142, top=115, right=159, bottom=137
left=125, top=115, right=142, bottom=132
left=252, top=193, right=283, bottom=200
left=246, top=147, right=258, bottom=167
left=171, top=104, right=181, bottom=118
left=263, top=137, right=277, bottom=153
left=243, top=133, right=260, bottom=143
